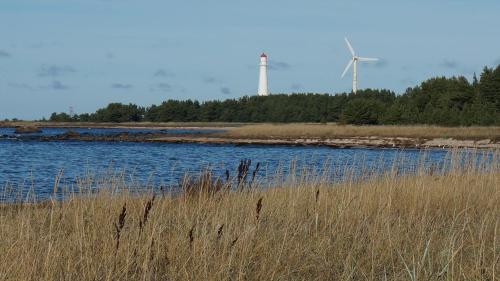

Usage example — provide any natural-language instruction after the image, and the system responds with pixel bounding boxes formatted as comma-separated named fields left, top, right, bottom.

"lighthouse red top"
left=260, top=52, right=267, bottom=58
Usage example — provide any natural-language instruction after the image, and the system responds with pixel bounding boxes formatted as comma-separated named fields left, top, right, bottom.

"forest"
left=48, top=65, right=500, bottom=126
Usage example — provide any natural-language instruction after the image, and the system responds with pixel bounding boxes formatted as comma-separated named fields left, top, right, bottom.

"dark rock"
left=14, top=126, right=42, bottom=134
left=63, top=130, right=81, bottom=137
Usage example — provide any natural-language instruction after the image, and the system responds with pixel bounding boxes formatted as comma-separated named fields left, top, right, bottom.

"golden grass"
left=224, top=124, right=500, bottom=141
left=0, top=152, right=499, bottom=280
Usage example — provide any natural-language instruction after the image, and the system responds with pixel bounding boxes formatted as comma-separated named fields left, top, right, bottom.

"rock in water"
left=54, top=130, right=81, bottom=140
left=14, top=126, right=42, bottom=134
left=63, top=130, right=81, bottom=137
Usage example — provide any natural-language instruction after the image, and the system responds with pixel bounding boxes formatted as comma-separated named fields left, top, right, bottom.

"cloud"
left=290, top=83, right=303, bottom=91
left=401, top=65, right=412, bottom=71
left=111, top=83, right=133, bottom=89
left=268, top=61, right=291, bottom=71
left=494, top=58, right=500, bottom=66
left=38, top=65, right=76, bottom=77
left=400, top=78, right=416, bottom=86
left=220, top=87, right=232, bottom=95
left=203, top=76, right=221, bottom=84
left=154, top=69, right=175, bottom=77
left=50, top=80, right=69, bottom=90
left=150, top=83, right=172, bottom=92
left=440, top=59, right=459, bottom=69
left=246, top=61, right=291, bottom=71
left=0, top=50, right=11, bottom=58
left=9, top=81, right=69, bottom=90
left=28, top=42, right=44, bottom=49
left=374, top=59, right=388, bottom=68
left=363, top=58, right=388, bottom=68
left=8, top=82, right=33, bottom=90
left=150, top=37, right=181, bottom=48
left=438, top=59, right=475, bottom=74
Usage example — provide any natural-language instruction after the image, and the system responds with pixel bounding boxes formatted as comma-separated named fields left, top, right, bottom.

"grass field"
left=224, top=124, right=500, bottom=141
left=0, top=152, right=499, bottom=280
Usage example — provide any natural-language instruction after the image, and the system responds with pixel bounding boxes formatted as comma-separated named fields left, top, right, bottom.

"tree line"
left=49, top=65, right=500, bottom=126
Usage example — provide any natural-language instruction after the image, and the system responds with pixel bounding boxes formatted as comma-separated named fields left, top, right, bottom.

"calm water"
left=0, top=127, right=222, bottom=138
left=0, top=127, right=458, bottom=201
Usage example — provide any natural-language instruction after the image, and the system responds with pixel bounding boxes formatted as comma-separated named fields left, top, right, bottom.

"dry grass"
left=0, top=154, right=499, bottom=280
left=224, top=124, right=500, bottom=141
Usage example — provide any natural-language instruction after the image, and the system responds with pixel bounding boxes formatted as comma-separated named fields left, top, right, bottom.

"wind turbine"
left=341, top=37, right=379, bottom=94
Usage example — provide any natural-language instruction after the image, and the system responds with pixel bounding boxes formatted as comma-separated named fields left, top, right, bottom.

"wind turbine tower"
left=341, top=37, right=379, bottom=94
left=258, top=52, right=269, bottom=96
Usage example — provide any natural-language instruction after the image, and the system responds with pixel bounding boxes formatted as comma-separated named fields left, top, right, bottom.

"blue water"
left=0, top=127, right=222, bottom=138
left=0, top=136, right=456, bottom=201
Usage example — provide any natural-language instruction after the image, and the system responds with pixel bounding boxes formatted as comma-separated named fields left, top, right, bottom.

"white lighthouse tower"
left=257, top=52, right=269, bottom=96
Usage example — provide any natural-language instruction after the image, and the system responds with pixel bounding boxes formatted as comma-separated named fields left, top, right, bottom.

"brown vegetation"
left=224, top=124, right=500, bottom=141
left=13, top=126, right=42, bottom=134
left=0, top=153, right=499, bottom=280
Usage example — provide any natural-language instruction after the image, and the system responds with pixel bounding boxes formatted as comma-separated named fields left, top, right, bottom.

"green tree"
left=341, top=99, right=386, bottom=125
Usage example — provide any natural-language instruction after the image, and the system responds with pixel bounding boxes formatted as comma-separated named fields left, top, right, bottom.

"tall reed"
left=0, top=150, right=498, bottom=280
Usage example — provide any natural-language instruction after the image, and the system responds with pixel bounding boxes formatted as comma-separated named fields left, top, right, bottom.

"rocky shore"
left=2, top=130, right=498, bottom=149
left=149, top=135, right=500, bottom=149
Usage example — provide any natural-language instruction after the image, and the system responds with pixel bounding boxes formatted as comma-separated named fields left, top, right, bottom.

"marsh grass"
left=224, top=124, right=500, bottom=141
left=0, top=151, right=499, bottom=280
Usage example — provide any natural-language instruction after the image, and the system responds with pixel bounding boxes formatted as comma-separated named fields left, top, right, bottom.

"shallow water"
left=0, top=134, right=456, bottom=201
left=0, top=127, right=222, bottom=138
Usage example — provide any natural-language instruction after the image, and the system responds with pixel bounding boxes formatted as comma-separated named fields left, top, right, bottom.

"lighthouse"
left=258, top=52, right=269, bottom=96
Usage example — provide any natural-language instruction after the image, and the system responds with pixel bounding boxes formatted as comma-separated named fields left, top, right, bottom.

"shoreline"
left=2, top=133, right=498, bottom=149
left=1, top=122, right=499, bottom=149
left=149, top=135, right=500, bottom=149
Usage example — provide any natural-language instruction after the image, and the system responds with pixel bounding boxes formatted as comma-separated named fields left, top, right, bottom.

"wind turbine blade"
left=341, top=59, right=353, bottom=78
left=345, top=37, right=355, bottom=56
left=358, top=57, right=379, bottom=62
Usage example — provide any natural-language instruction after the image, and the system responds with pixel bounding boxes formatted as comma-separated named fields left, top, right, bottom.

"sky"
left=1, top=0, right=499, bottom=120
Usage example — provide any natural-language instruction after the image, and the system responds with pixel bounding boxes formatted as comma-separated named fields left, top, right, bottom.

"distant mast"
left=258, top=52, right=269, bottom=96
